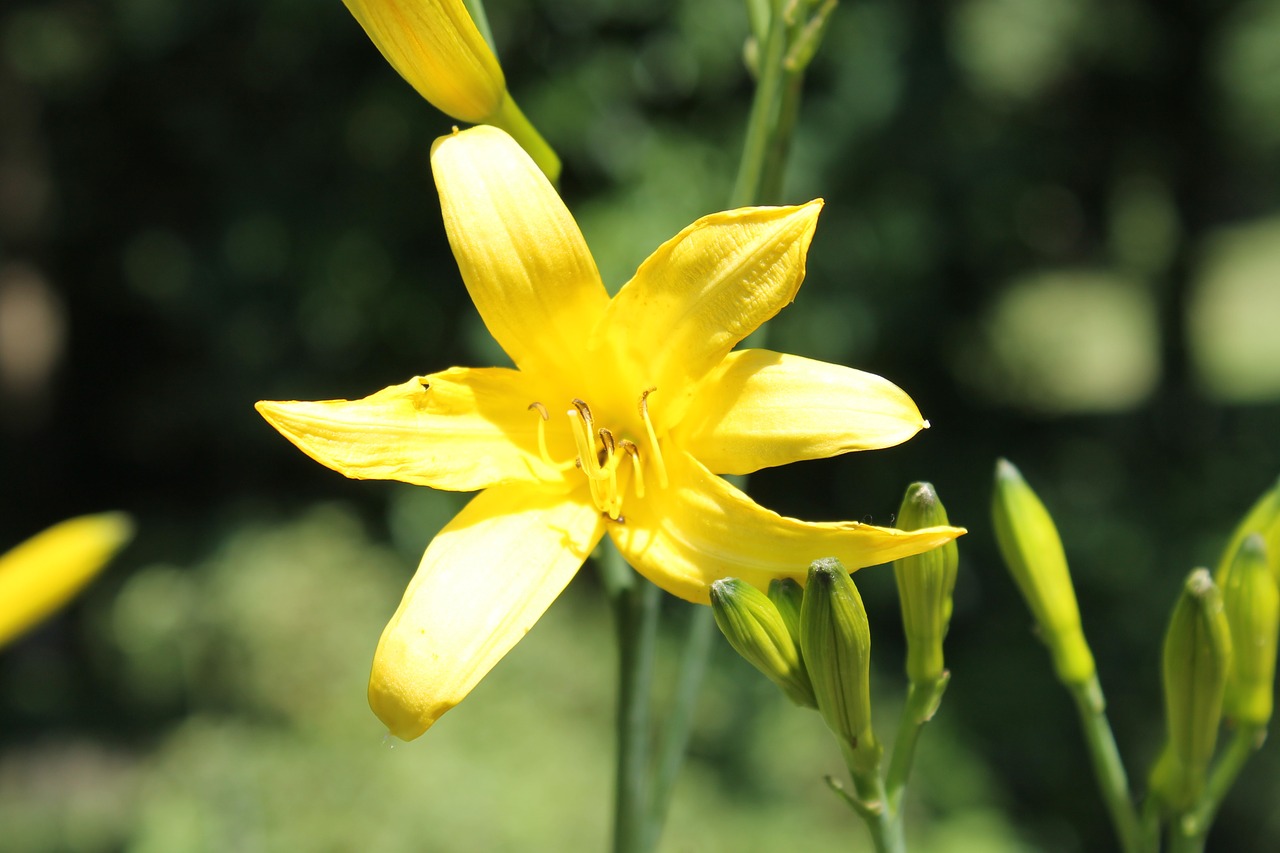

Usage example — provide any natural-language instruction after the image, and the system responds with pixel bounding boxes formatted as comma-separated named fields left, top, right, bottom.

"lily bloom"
left=257, top=126, right=963, bottom=740
left=0, top=513, right=133, bottom=649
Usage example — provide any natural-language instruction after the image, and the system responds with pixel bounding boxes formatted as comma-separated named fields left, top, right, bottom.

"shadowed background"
left=2, top=0, right=1279, bottom=850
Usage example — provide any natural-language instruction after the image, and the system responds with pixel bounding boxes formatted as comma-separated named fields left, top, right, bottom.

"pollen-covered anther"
left=638, top=388, right=669, bottom=488
left=619, top=439, right=644, bottom=498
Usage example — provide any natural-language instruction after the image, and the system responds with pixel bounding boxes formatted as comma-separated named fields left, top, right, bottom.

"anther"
left=638, top=387, right=669, bottom=488
left=527, top=402, right=555, bottom=466
left=571, top=398, right=593, bottom=425
left=620, top=439, right=644, bottom=498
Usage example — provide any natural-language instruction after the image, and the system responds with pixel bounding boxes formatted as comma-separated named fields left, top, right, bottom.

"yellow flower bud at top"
left=800, top=558, right=881, bottom=772
left=1214, top=477, right=1280, bottom=584
left=1152, top=569, right=1232, bottom=812
left=344, top=0, right=504, bottom=123
left=711, top=578, right=816, bottom=708
left=342, top=0, right=561, bottom=181
left=1221, top=535, right=1278, bottom=727
left=991, top=459, right=1096, bottom=686
left=894, top=482, right=959, bottom=684
left=0, top=513, right=134, bottom=648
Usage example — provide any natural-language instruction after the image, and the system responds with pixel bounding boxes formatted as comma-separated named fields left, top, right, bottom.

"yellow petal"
left=612, top=452, right=963, bottom=604
left=256, top=367, right=554, bottom=492
left=343, top=0, right=505, bottom=123
left=595, top=201, right=823, bottom=424
left=369, top=484, right=604, bottom=739
left=0, top=513, right=133, bottom=648
left=679, top=349, right=928, bottom=475
left=432, top=126, right=609, bottom=384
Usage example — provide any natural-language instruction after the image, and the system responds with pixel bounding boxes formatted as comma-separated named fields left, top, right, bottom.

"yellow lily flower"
left=0, top=513, right=133, bottom=648
left=343, top=0, right=560, bottom=181
left=256, top=126, right=964, bottom=740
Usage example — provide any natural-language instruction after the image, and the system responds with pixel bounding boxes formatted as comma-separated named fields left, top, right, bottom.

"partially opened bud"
left=992, top=459, right=1095, bottom=686
left=894, top=482, right=959, bottom=684
left=1153, top=569, right=1232, bottom=812
left=1221, top=535, right=1278, bottom=727
left=0, top=513, right=134, bottom=648
left=800, top=558, right=880, bottom=771
left=711, top=578, right=816, bottom=708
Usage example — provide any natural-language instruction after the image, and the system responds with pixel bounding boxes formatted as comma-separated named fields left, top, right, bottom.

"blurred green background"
left=2, top=0, right=1279, bottom=849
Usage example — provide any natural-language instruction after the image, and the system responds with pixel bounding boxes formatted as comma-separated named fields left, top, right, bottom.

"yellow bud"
left=0, top=513, right=134, bottom=648
left=1153, top=569, right=1232, bottom=812
left=711, top=579, right=816, bottom=708
left=343, top=0, right=505, bottom=124
left=1221, top=535, right=1278, bottom=727
left=991, top=459, right=1095, bottom=685
left=894, top=482, right=959, bottom=684
left=800, top=558, right=881, bottom=772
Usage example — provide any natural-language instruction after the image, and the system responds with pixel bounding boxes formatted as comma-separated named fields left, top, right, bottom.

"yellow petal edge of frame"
left=0, top=512, right=134, bottom=648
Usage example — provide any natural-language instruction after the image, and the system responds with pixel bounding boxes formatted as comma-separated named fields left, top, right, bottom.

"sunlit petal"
left=343, top=0, right=504, bottom=123
left=595, top=201, right=822, bottom=423
left=680, top=349, right=928, bottom=475
left=369, top=484, right=605, bottom=739
left=0, top=513, right=134, bottom=648
left=612, top=452, right=963, bottom=604
left=256, top=367, right=556, bottom=492
left=433, top=127, right=609, bottom=384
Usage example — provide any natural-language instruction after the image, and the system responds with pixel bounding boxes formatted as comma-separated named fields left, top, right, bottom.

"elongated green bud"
left=1215, top=477, right=1280, bottom=584
left=894, top=482, right=959, bottom=684
left=991, top=459, right=1096, bottom=686
left=711, top=578, right=816, bottom=708
left=1222, top=535, right=1278, bottom=727
left=800, top=558, right=881, bottom=772
left=1152, top=569, right=1232, bottom=812
left=768, top=577, right=805, bottom=647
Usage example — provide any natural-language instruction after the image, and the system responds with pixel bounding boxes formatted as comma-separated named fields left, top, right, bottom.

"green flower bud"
left=1215, top=477, right=1280, bottom=584
left=800, top=558, right=881, bottom=771
left=710, top=578, right=816, bottom=708
left=768, top=577, right=805, bottom=647
left=1153, top=569, right=1232, bottom=812
left=1222, top=535, right=1278, bottom=728
left=991, top=459, right=1096, bottom=686
left=894, top=482, right=959, bottom=684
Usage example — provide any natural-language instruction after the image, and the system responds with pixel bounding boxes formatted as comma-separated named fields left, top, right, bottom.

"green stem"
left=488, top=92, right=562, bottom=185
left=607, top=540, right=661, bottom=853
left=884, top=675, right=949, bottom=815
left=730, top=0, right=797, bottom=207
left=1176, top=724, right=1265, bottom=847
left=841, top=742, right=906, bottom=853
left=1068, top=676, right=1145, bottom=853
left=643, top=607, right=717, bottom=851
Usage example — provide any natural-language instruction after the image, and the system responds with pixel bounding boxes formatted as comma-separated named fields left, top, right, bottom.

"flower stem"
left=884, top=674, right=949, bottom=815
left=1068, top=676, right=1145, bottom=853
left=1170, top=723, right=1266, bottom=849
left=839, top=742, right=906, bottom=853
left=730, top=0, right=802, bottom=207
left=607, top=539, right=661, bottom=853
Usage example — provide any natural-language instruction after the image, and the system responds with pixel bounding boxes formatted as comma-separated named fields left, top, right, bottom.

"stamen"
left=528, top=402, right=552, bottom=464
left=620, top=440, right=644, bottom=498
left=638, top=388, right=669, bottom=488
left=568, top=407, right=609, bottom=481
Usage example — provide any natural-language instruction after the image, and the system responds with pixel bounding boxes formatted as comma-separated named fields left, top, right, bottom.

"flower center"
left=528, top=388, right=669, bottom=522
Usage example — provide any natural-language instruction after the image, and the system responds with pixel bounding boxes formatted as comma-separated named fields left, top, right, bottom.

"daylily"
left=0, top=513, right=133, bottom=648
left=257, top=126, right=964, bottom=740
left=343, top=0, right=560, bottom=181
